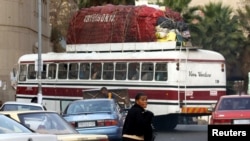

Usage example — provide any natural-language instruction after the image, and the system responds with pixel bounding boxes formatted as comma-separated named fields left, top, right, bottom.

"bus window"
left=79, top=63, right=90, bottom=79
left=115, top=63, right=127, bottom=80
left=155, top=63, right=167, bottom=81
left=68, top=63, right=78, bottom=79
left=28, top=64, right=36, bottom=79
left=48, top=64, right=56, bottom=79
left=19, top=65, right=27, bottom=81
left=91, top=63, right=101, bottom=80
left=41, top=64, right=47, bottom=79
left=141, top=63, right=153, bottom=81
left=58, top=63, right=68, bottom=79
left=103, top=63, right=114, bottom=80
left=128, top=63, right=140, bottom=80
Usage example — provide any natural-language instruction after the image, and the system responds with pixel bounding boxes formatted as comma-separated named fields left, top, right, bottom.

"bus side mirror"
left=10, top=68, right=17, bottom=90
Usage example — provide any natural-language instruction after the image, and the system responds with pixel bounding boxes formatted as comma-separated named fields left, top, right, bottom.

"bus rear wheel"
left=153, top=114, right=178, bottom=131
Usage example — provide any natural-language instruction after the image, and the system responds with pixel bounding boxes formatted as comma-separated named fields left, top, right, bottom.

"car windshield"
left=0, top=114, right=33, bottom=133
left=1, top=104, right=43, bottom=111
left=218, top=97, right=250, bottom=110
left=66, top=100, right=114, bottom=114
left=17, top=112, right=78, bottom=135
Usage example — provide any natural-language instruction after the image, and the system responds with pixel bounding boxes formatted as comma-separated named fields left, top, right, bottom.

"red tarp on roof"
left=66, top=4, right=165, bottom=44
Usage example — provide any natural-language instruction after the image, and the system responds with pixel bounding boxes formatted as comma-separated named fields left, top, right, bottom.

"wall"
left=0, top=0, right=51, bottom=102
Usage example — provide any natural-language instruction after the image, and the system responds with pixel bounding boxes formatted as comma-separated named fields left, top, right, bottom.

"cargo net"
left=66, top=4, right=191, bottom=45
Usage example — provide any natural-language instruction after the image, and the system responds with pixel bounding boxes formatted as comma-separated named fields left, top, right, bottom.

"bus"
left=14, top=41, right=226, bottom=130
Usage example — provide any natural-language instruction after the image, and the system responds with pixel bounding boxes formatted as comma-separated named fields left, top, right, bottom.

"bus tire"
left=153, top=114, right=178, bottom=131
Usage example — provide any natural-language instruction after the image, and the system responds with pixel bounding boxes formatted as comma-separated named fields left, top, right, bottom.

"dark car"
left=209, top=94, right=250, bottom=125
left=62, top=98, right=128, bottom=141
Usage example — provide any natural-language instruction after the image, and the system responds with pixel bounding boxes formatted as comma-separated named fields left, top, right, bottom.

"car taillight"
left=97, top=119, right=118, bottom=126
left=70, top=122, right=76, bottom=127
left=212, top=119, right=232, bottom=125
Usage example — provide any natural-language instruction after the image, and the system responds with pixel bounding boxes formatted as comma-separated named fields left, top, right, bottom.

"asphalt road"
left=154, top=124, right=208, bottom=141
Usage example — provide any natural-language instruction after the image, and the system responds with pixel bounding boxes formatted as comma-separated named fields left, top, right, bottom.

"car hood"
left=0, top=133, right=58, bottom=141
left=213, top=110, right=250, bottom=119
left=63, top=113, right=116, bottom=122
left=57, top=134, right=108, bottom=141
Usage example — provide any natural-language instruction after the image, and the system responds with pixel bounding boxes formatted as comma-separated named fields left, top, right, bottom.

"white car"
left=0, top=114, right=58, bottom=141
left=0, top=101, right=46, bottom=111
left=0, top=110, right=109, bottom=141
left=0, top=133, right=58, bottom=141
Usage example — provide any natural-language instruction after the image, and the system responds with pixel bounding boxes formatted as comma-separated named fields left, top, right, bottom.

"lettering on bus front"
left=18, top=62, right=168, bottom=82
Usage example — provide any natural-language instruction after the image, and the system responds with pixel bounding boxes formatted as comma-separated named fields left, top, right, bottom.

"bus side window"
left=48, top=63, right=56, bottom=79
left=79, top=63, right=90, bottom=79
left=19, top=65, right=27, bottom=81
left=128, top=63, right=139, bottom=80
left=68, top=63, right=78, bottom=79
left=28, top=64, right=36, bottom=79
left=141, top=63, right=153, bottom=81
left=91, top=63, right=101, bottom=80
left=155, top=63, right=167, bottom=81
left=41, top=64, right=47, bottom=79
left=115, top=63, right=127, bottom=80
left=58, top=63, right=68, bottom=79
left=103, top=63, right=114, bottom=80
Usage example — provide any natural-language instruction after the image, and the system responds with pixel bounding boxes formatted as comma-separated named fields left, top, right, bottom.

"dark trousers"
left=122, top=137, right=144, bottom=141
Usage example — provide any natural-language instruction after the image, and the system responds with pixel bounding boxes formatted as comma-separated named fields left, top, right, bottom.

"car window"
left=1, top=104, right=43, bottom=111
left=18, top=112, right=77, bottom=134
left=0, top=115, right=33, bottom=133
left=66, top=100, right=113, bottom=114
left=218, top=97, right=250, bottom=110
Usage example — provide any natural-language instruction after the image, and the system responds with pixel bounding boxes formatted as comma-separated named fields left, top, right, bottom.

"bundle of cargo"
left=66, top=4, right=165, bottom=44
left=66, top=4, right=191, bottom=46
left=155, top=7, right=190, bottom=45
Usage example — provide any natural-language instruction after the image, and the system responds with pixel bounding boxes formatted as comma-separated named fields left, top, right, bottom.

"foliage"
left=50, top=0, right=78, bottom=52
left=161, top=0, right=191, bottom=13
left=237, top=3, right=250, bottom=41
left=183, top=2, right=246, bottom=82
left=236, top=1, right=250, bottom=90
left=74, top=0, right=135, bottom=9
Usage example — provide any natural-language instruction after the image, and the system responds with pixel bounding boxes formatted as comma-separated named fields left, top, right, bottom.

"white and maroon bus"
left=14, top=41, right=226, bottom=130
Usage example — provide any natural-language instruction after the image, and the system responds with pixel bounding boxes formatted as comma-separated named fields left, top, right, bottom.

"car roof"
left=220, top=94, right=250, bottom=98
left=2, top=101, right=44, bottom=106
left=82, top=88, right=131, bottom=108
left=75, top=98, right=113, bottom=102
left=0, top=110, right=57, bottom=115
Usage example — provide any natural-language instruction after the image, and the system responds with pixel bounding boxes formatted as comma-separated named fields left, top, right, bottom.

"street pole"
left=37, top=0, right=42, bottom=104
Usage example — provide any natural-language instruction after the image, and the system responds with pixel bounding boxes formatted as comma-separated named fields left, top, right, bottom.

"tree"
left=161, top=0, right=191, bottom=13
left=183, top=2, right=247, bottom=93
left=236, top=1, right=250, bottom=91
left=74, top=0, right=135, bottom=9
left=50, top=0, right=78, bottom=52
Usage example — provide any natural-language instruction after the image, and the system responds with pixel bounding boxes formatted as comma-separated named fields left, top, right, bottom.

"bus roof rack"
left=66, top=41, right=198, bottom=53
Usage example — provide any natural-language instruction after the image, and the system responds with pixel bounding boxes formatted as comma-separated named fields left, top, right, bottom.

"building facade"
left=0, top=0, right=51, bottom=102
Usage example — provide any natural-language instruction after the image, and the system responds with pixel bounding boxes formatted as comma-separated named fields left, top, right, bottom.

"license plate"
left=233, top=119, right=250, bottom=124
left=78, top=121, right=96, bottom=127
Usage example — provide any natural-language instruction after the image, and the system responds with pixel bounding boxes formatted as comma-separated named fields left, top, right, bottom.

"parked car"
left=62, top=98, right=129, bottom=141
left=0, top=110, right=108, bottom=141
left=209, top=94, right=250, bottom=124
left=0, top=114, right=58, bottom=141
left=0, top=101, right=46, bottom=111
